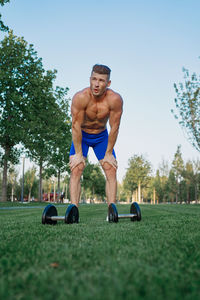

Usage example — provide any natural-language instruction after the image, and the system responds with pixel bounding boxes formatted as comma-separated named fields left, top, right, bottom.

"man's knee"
left=101, top=163, right=117, bottom=180
left=69, top=154, right=86, bottom=172
left=101, top=162, right=113, bottom=171
left=70, top=162, right=85, bottom=177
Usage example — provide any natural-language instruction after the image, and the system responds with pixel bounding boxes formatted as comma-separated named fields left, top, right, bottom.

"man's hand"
left=69, top=153, right=86, bottom=171
left=101, top=154, right=118, bottom=170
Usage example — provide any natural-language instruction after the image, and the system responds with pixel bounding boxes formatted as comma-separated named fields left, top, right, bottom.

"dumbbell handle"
left=118, top=213, right=137, bottom=219
left=50, top=215, right=137, bottom=220
left=47, top=216, right=65, bottom=221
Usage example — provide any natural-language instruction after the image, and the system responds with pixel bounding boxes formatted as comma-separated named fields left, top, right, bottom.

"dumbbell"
left=108, top=202, right=141, bottom=223
left=42, top=204, right=79, bottom=225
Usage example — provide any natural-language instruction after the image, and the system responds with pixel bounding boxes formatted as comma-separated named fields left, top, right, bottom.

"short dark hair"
left=91, top=64, right=111, bottom=80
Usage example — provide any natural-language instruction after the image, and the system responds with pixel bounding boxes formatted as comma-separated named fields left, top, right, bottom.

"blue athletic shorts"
left=69, top=129, right=116, bottom=161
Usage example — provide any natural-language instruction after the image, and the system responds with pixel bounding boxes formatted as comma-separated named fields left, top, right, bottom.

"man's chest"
left=85, top=101, right=110, bottom=120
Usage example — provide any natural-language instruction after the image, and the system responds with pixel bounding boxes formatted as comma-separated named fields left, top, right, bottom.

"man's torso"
left=80, top=88, right=117, bottom=134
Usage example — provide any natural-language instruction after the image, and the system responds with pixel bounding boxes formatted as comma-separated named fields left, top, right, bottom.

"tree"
left=171, top=145, right=184, bottom=203
left=24, top=167, right=37, bottom=201
left=22, top=69, right=60, bottom=201
left=22, top=76, right=72, bottom=202
left=44, top=86, right=72, bottom=199
left=172, top=64, right=200, bottom=152
left=82, top=161, right=106, bottom=201
left=7, top=165, right=18, bottom=201
left=191, top=159, right=200, bottom=203
left=42, top=177, right=53, bottom=202
left=0, top=167, right=2, bottom=196
left=158, top=158, right=169, bottom=178
left=117, top=181, right=128, bottom=202
left=0, top=0, right=10, bottom=32
left=0, top=31, right=44, bottom=201
left=150, top=171, right=162, bottom=204
left=182, top=160, right=197, bottom=204
left=166, top=170, right=177, bottom=203
left=123, top=155, right=152, bottom=202
left=158, top=159, right=170, bottom=202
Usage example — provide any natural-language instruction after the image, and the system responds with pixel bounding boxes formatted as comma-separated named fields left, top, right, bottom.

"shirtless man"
left=69, top=64, right=123, bottom=207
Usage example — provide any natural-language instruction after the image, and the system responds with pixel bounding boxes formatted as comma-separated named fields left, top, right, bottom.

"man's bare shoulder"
left=75, top=87, right=91, bottom=97
left=107, top=89, right=123, bottom=107
left=72, top=88, right=90, bottom=108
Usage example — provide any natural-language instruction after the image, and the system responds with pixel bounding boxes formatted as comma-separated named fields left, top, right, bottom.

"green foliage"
left=0, top=30, right=43, bottom=156
left=82, top=161, right=106, bottom=200
left=0, top=30, right=72, bottom=201
left=182, top=160, right=196, bottom=203
left=166, top=170, right=177, bottom=202
left=0, top=0, right=10, bottom=32
left=149, top=170, right=163, bottom=201
left=0, top=30, right=45, bottom=201
left=23, top=167, right=38, bottom=200
left=171, top=145, right=184, bottom=180
left=45, top=86, right=72, bottom=176
left=163, top=154, right=200, bottom=203
left=171, top=145, right=184, bottom=202
left=22, top=75, right=72, bottom=201
left=117, top=181, right=128, bottom=202
left=123, top=154, right=152, bottom=195
left=120, top=147, right=200, bottom=203
left=173, top=64, right=200, bottom=152
left=0, top=0, right=10, bottom=4
left=22, top=69, right=57, bottom=164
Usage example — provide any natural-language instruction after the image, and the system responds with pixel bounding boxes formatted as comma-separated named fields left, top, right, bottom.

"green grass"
left=0, top=203, right=200, bottom=300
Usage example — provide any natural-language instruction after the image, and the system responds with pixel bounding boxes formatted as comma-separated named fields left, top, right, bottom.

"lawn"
left=0, top=203, right=200, bottom=300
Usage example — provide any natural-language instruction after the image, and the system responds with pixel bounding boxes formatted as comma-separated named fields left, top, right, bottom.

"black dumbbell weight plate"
left=108, top=203, right=118, bottom=222
left=130, top=202, right=141, bottom=221
left=65, top=204, right=79, bottom=224
left=42, top=204, right=58, bottom=225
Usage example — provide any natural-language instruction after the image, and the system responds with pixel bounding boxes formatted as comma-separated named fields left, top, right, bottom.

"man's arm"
left=103, top=94, right=123, bottom=168
left=70, top=92, right=86, bottom=170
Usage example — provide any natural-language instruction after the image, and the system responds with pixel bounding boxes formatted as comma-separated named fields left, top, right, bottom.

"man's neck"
left=91, top=89, right=107, bottom=101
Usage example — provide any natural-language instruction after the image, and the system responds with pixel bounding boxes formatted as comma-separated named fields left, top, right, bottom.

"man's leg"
left=100, top=161, right=117, bottom=205
left=69, top=160, right=85, bottom=207
left=69, top=138, right=88, bottom=206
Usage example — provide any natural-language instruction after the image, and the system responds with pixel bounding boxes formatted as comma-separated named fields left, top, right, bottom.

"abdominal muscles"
left=81, top=110, right=109, bottom=134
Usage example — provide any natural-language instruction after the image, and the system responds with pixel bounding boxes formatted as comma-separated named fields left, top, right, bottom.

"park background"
left=1, top=3, right=200, bottom=298
left=0, top=0, right=200, bottom=203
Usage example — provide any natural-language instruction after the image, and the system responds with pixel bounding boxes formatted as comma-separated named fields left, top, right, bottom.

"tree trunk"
left=153, top=188, right=156, bottom=205
left=176, top=180, right=181, bottom=204
left=11, top=186, right=14, bottom=202
left=39, top=160, right=43, bottom=201
left=1, top=146, right=10, bottom=202
left=131, top=190, right=134, bottom=202
left=92, top=186, right=95, bottom=203
left=195, top=183, right=198, bottom=204
left=54, top=179, right=56, bottom=202
left=187, top=186, right=190, bottom=204
left=28, top=190, right=31, bottom=201
left=57, top=169, right=61, bottom=202
left=138, top=181, right=141, bottom=203
left=65, top=183, right=68, bottom=201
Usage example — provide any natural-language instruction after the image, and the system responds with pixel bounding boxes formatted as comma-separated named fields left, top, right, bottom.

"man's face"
left=90, top=72, right=111, bottom=97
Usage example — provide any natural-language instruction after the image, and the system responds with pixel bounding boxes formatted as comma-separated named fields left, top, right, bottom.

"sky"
left=1, top=0, right=200, bottom=182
